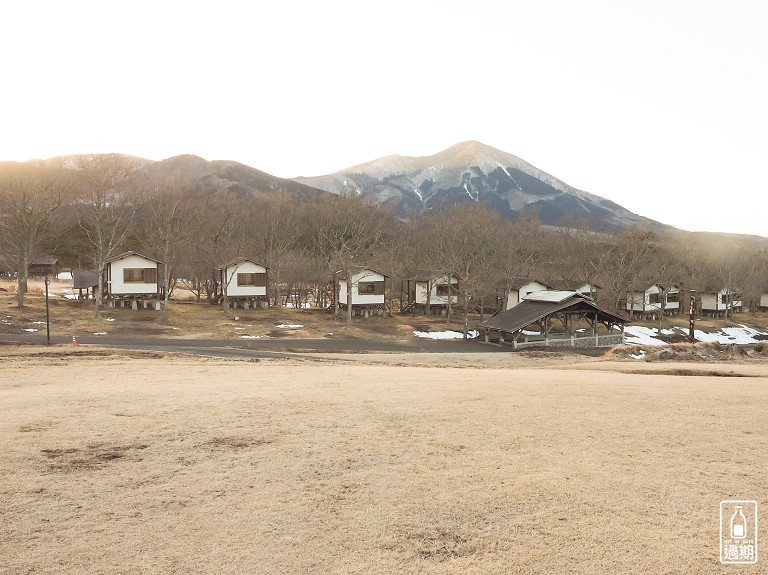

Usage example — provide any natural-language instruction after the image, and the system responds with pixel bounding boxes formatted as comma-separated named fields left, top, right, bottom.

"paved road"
left=1, top=333, right=501, bottom=360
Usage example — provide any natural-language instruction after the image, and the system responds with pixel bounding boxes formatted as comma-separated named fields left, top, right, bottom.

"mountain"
left=137, top=154, right=328, bottom=201
left=295, top=141, right=658, bottom=229
left=30, top=153, right=330, bottom=202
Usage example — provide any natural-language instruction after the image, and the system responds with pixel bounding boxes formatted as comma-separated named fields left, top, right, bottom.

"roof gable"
left=105, top=251, right=162, bottom=265
left=495, top=277, right=552, bottom=290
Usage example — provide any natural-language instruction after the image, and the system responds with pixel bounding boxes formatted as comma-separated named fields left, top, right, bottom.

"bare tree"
left=252, top=194, right=299, bottom=308
left=427, top=203, right=500, bottom=338
left=191, top=193, right=249, bottom=310
left=74, top=154, right=146, bottom=316
left=0, top=160, right=70, bottom=307
left=142, top=176, right=195, bottom=321
left=712, top=247, right=754, bottom=327
left=498, top=211, right=544, bottom=310
left=310, top=189, right=388, bottom=325
left=603, top=227, right=656, bottom=313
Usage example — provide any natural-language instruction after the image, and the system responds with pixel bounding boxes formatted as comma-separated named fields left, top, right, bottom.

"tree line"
left=1, top=154, right=766, bottom=329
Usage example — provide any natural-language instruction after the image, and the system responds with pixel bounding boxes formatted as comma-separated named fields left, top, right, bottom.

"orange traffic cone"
left=72, top=335, right=77, bottom=346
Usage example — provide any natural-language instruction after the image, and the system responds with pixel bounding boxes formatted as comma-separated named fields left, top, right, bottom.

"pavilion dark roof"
left=31, top=256, right=60, bottom=266
left=479, top=293, right=627, bottom=335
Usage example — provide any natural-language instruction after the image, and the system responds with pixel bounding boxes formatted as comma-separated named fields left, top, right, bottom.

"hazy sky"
left=3, top=1, right=767, bottom=236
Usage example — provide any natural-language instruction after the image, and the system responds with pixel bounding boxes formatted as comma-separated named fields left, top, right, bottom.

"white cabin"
left=401, top=271, right=460, bottom=311
left=700, top=288, right=742, bottom=316
left=415, top=273, right=459, bottom=306
left=498, top=278, right=552, bottom=310
left=220, top=259, right=269, bottom=308
left=760, top=291, right=768, bottom=311
left=337, top=268, right=388, bottom=307
left=625, top=283, right=680, bottom=317
left=103, top=251, right=163, bottom=309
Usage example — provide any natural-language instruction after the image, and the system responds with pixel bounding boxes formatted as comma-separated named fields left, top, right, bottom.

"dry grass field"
left=2, top=346, right=767, bottom=574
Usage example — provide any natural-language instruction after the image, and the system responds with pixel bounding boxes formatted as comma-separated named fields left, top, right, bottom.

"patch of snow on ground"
left=276, top=324, right=303, bottom=329
left=22, top=328, right=38, bottom=332
left=283, top=302, right=311, bottom=308
left=629, top=350, right=646, bottom=360
left=57, top=272, right=72, bottom=280
left=93, top=332, right=108, bottom=336
left=239, top=335, right=261, bottom=339
left=673, top=325, right=767, bottom=345
left=32, top=321, right=46, bottom=325
left=105, top=317, right=115, bottom=322
left=413, top=330, right=479, bottom=340
left=623, top=326, right=666, bottom=346
left=234, top=327, right=246, bottom=330
left=61, top=294, right=78, bottom=299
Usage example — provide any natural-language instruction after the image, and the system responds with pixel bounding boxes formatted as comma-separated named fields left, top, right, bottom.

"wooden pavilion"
left=478, top=291, right=627, bottom=349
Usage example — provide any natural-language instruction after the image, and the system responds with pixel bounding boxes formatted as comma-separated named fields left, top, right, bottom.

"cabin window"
left=436, top=284, right=457, bottom=296
left=648, top=293, right=660, bottom=304
left=666, top=292, right=680, bottom=303
left=358, top=281, right=384, bottom=295
left=721, top=292, right=741, bottom=304
left=123, top=267, right=157, bottom=283
left=237, top=273, right=266, bottom=287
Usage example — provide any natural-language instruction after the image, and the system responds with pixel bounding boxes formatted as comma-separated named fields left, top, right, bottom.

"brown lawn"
left=1, top=348, right=767, bottom=574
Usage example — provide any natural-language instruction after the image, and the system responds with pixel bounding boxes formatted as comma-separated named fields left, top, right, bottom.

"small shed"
left=496, top=277, right=552, bottom=311
left=625, top=283, right=681, bottom=319
left=478, top=291, right=627, bottom=349
left=220, top=259, right=269, bottom=309
left=400, top=270, right=459, bottom=314
left=72, top=270, right=98, bottom=300
left=29, top=256, right=60, bottom=277
left=103, top=251, right=164, bottom=310
left=336, top=268, right=389, bottom=315
left=760, top=288, right=768, bottom=311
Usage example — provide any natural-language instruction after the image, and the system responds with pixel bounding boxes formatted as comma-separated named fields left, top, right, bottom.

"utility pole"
left=44, top=275, right=51, bottom=346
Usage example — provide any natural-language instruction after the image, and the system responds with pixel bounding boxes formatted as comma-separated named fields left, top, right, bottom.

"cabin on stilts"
left=102, top=251, right=164, bottom=311
left=478, top=291, right=627, bottom=349
left=400, top=270, right=459, bottom=314
left=220, top=259, right=269, bottom=309
left=335, top=268, right=389, bottom=317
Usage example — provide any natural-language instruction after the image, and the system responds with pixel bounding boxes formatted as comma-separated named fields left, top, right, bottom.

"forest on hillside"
left=1, top=154, right=766, bottom=326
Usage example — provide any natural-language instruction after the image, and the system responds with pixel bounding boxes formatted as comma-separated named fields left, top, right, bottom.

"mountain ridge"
left=294, top=140, right=656, bottom=229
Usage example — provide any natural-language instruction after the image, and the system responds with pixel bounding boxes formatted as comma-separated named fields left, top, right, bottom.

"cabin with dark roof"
left=400, top=270, right=459, bottom=314
left=103, top=251, right=164, bottom=310
left=219, top=259, right=269, bottom=309
left=625, top=283, right=681, bottom=319
left=699, top=286, right=742, bottom=317
left=335, top=268, right=390, bottom=317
